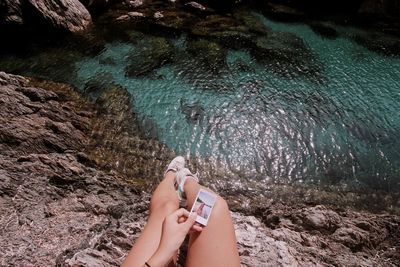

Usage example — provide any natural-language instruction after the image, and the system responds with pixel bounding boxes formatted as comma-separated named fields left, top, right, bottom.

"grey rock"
left=127, top=0, right=143, bottom=8
left=128, top=11, right=145, bottom=17
left=184, top=1, right=214, bottom=14
left=154, top=11, right=164, bottom=19
left=0, top=0, right=91, bottom=32
left=28, top=0, right=91, bottom=32
left=186, top=2, right=207, bottom=11
left=296, top=205, right=341, bottom=231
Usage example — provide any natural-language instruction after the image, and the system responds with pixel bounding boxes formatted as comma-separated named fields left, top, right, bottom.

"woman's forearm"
left=145, top=246, right=173, bottom=267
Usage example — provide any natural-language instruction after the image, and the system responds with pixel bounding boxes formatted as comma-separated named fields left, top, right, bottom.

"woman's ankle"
left=184, top=176, right=200, bottom=192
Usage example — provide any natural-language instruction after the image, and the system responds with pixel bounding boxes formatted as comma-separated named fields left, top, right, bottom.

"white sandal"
left=164, top=156, right=185, bottom=176
left=175, top=167, right=199, bottom=205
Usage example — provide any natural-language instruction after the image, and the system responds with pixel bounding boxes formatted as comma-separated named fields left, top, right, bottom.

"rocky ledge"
left=0, top=72, right=399, bottom=266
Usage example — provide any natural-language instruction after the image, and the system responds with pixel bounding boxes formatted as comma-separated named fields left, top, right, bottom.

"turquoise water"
left=2, top=13, right=400, bottom=192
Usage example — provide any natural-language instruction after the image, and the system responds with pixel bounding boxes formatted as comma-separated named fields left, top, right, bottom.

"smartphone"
left=189, top=189, right=217, bottom=226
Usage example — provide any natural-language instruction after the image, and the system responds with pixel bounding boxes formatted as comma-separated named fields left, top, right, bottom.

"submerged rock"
left=250, top=32, right=324, bottom=82
left=83, top=72, right=117, bottom=99
left=180, top=98, right=205, bottom=123
left=186, top=38, right=227, bottom=75
left=352, top=31, right=400, bottom=57
left=191, top=15, right=254, bottom=47
left=125, top=37, right=174, bottom=77
left=308, top=22, right=339, bottom=39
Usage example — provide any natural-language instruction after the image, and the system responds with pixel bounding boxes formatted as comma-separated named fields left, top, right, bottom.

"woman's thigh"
left=185, top=197, right=240, bottom=267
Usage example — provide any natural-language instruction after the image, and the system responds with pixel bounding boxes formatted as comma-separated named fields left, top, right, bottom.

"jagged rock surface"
left=0, top=0, right=91, bottom=32
left=0, top=72, right=399, bottom=266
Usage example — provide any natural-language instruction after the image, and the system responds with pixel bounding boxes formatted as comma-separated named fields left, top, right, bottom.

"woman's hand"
left=159, top=208, right=198, bottom=256
left=146, top=208, right=202, bottom=267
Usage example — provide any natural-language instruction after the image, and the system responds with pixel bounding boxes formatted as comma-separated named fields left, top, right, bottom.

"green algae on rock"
left=125, top=36, right=175, bottom=78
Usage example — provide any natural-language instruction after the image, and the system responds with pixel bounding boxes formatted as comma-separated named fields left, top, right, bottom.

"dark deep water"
left=1, top=8, right=400, bottom=194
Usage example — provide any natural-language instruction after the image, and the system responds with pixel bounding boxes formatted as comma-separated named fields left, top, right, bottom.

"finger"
left=183, top=213, right=197, bottom=231
left=191, top=224, right=203, bottom=232
left=172, top=208, right=190, bottom=220
left=178, top=216, right=186, bottom=224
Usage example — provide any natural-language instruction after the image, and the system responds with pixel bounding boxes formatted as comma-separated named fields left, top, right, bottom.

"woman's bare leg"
left=184, top=179, right=240, bottom=267
left=121, top=171, right=179, bottom=267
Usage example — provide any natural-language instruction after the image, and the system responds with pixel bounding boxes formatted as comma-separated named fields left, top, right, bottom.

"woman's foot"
left=165, top=156, right=185, bottom=176
left=175, top=167, right=199, bottom=206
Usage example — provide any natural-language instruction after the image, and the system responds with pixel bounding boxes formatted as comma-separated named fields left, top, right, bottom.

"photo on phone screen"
left=189, top=189, right=217, bottom=226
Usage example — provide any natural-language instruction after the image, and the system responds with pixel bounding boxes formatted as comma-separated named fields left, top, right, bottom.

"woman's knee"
left=150, top=198, right=178, bottom=215
left=213, top=196, right=230, bottom=217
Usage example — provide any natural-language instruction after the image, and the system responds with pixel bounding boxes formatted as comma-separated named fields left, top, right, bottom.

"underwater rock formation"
left=308, top=22, right=339, bottom=39
left=250, top=32, right=324, bottom=81
left=352, top=31, right=400, bottom=57
left=125, top=36, right=174, bottom=77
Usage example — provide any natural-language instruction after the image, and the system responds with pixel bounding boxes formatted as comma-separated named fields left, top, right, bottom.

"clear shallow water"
left=2, top=13, right=400, bottom=192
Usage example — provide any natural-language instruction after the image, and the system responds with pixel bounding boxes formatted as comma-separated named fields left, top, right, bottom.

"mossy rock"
left=250, top=32, right=324, bottom=81
left=186, top=38, right=227, bottom=75
left=232, top=9, right=270, bottom=36
left=191, top=15, right=256, bottom=48
left=125, top=36, right=175, bottom=77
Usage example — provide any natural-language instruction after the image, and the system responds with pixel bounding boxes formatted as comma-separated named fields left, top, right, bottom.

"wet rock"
left=128, top=11, right=145, bottom=18
left=191, top=15, right=254, bottom=47
left=180, top=98, right=205, bottom=123
left=125, top=37, right=174, bottom=77
left=192, top=0, right=237, bottom=12
left=232, top=9, right=270, bottom=36
left=352, top=31, right=400, bottom=57
left=308, top=22, right=339, bottom=39
left=83, top=72, right=117, bottom=99
left=115, top=11, right=145, bottom=21
left=250, top=32, right=324, bottom=81
left=127, top=0, right=143, bottom=8
left=88, top=85, right=173, bottom=180
left=234, top=59, right=254, bottom=72
left=186, top=38, right=227, bottom=75
left=260, top=3, right=306, bottom=22
left=154, top=11, right=164, bottom=19
left=146, top=9, right=198, bottom=33
left=184, top=2, right=215, bottom=14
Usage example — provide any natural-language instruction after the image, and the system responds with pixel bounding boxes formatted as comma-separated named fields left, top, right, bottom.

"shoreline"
left=0, top=72, right=399, bottom=266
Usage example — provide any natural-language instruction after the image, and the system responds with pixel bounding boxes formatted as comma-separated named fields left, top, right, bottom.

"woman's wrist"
left=146, top=246, right=174, bottom=267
